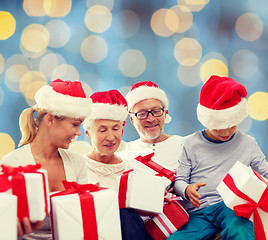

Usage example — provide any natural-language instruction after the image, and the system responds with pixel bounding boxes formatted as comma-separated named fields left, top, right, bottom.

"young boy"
left=169, top=75, right=268, bottom=240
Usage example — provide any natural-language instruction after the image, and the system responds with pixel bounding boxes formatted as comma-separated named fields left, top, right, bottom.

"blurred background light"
left=0, top=11, right=16, bottom=40
left=118, top=49, right=146, bottom=78
left=0, top=0, right=267, bottom=160
left=84, top=5, right=112, bottom=33
left=44, top=0, right=72, bottom=17
left=235, top=13, right=263, bottom=41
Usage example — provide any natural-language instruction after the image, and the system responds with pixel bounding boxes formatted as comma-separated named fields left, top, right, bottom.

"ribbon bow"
left=135, top=153, right=175, bottom=182
left=51, top=181, right=107, bottom=240
left=62, top=180, right=107, bottom=194
left=0, top=164, right=41, bottom=192
left=0, top=164, right=49, bottom=220
left=223, top=171, right=268, bottom=240
left=1, top=164, right=41, bottom=176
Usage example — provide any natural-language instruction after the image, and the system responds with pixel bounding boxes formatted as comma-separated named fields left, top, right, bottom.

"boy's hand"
left=185, top=182, right=206, bottom=208
left=17, top=217, right=43, bottom=236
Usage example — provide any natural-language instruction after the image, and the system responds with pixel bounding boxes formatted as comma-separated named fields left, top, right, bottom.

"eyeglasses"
left=130, top=107, right=165, bottom=120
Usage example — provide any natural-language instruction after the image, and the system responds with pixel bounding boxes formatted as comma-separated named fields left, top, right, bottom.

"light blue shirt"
left=174, top=131, right=268, bottom=213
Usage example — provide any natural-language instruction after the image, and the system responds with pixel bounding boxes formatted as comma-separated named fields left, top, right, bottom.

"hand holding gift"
left=0, top=164, right=50, bottom=237
left=217, top=161, right=268, bottom=240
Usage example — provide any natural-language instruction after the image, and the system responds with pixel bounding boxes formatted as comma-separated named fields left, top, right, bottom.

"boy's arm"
left=173, top=146, right=191, bottom=199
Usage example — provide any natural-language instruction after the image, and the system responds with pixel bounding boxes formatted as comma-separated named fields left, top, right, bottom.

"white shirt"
left=116, top=135, right=183, bottom=171
left=83, top=154, right=127, bottom=191
left=1, top=144, right=88, bottom=184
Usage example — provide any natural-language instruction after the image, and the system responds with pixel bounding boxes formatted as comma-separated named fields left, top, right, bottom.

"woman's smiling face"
left=87, top=119, right=123, bottom=156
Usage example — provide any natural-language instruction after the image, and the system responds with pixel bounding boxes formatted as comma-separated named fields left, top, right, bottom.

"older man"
left=117, top=81, right=183, bottom=172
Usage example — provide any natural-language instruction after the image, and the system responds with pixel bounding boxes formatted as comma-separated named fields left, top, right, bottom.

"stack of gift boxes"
left=117, top=153, right=189, bottom=240
left=0, top=153, right=191, bottom=240
left=0, top=164, right=49, bottom=240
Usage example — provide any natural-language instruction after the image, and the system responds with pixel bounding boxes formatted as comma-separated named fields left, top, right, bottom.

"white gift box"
left=51, top=188, right=122, bottom=240
left=0, top=193, right=17, bottom=240
left=217, top=161, right=268, bottom=240
left=1, top=166, right=50, bottom=223
left=117, top=171, right=167, bottom=214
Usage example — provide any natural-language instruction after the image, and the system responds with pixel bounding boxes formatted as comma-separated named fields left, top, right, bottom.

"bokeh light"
left=51, top=64, right=80, bottom=81
left=5, top=64, right=30, bottom=92
left=0, top=0, right=268, bottom=160
left=230, top=49, right=258, bottom=79
left=177, top=0, right=210, bottom=12
left=20, top=24, right=49, bottom=53
left=248, top=92, right=268, bottom=121
left=118, top=49, right=146, bottom=78
left=151, top=9, right=175, bottom=37
left=0, top=11, right=16, bottom=40
left=174, top=38, right=202, bottom=66
left=45, top=20, right=71, bottom=48
left=235, top=13, right=263, bottom=41
left=86, top=0, right=114, bottom=11
left=43, top=0, right=72, bottom=17
left=169, top=5, right=193, bottom=33
left=0, top=54, right=4, bottom=74
left=80, top=35, right=108, bottom=63
left=39, top=52, right=66, bottom=77
left=0, top=133, right=15, bottom=160
left=22, top=77, right=48, bottom=106
left=23, top=0, right=46, bottom=17
left=84, top=5, right=112, bottom=33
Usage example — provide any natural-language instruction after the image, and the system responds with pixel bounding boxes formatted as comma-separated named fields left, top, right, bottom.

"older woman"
left=1, top=79, right=92, bottom=239
left=83, top=89, right=150, bottom=240
left=82, top=89, right=128, bottom=190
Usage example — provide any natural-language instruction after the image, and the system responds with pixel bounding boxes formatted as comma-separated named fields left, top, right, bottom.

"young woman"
left=1, top=79, right=92, bottom=239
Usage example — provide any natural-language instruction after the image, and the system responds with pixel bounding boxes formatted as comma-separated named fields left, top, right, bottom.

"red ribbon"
left=118, top=170, right=133, bottom=209
left=135, top=153, right=175, bottom=182
left=223, top=172, right=268, bottom=240
left=0, top=164, right=49, bottom=221
left=51, top=180, right=107, bottom=240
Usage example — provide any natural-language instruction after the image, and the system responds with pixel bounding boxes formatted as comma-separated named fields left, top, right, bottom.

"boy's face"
left=205, top=126, right=237, bottom=142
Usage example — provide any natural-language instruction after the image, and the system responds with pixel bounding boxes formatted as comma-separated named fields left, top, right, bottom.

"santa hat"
left=34, top=79, right=92, bottom=119
left=197, top=75, right=249, bottom=130
left=83, top=89, right=128, bottom=130
left=125, top=81, right=171, bottom=123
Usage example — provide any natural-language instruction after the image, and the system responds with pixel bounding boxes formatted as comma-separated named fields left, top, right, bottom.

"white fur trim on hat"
left=197, top=98, right=249, bottom=130
left=83, top=102, right=128, bottom=130
left=34, top=85, right=92, bottom=119
left=125, top=85, right=171, bottom=123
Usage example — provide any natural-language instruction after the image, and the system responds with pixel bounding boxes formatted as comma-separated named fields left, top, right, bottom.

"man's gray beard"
left=136, top=127, right=161, bottom=142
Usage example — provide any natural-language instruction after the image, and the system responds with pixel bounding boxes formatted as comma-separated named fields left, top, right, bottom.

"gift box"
left=145, top=199, right=189, bottom=240
left=51, top=181, right=122, bottom=240
left=216, top=161, right=268, bottom=240
left=0, top=193, right=17, bottom=240
left=117, top=170, right=167, bottom=214
left=126, top=153, right=175, bottom=188
left=0, top=164, right=50, bottom=223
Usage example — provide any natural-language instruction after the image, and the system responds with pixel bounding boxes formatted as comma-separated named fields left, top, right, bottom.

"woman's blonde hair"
left=18, top=108, right=67, bottom=146
left=18, top=108, right=46, bottom=146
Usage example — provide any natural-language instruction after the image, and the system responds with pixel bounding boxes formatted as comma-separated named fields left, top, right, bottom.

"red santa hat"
left=125, top=81, right=171, bottom=123
left=83, top=89, right=128, bottom=130
left=34, top=79, right=92, bottom=119
left=197, top=75, right=249, bottom=130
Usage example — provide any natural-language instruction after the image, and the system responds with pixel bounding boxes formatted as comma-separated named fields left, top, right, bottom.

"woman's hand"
left=185, top=182, right=206, bottom=208
left=17, top=217, right=43, bottom=236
